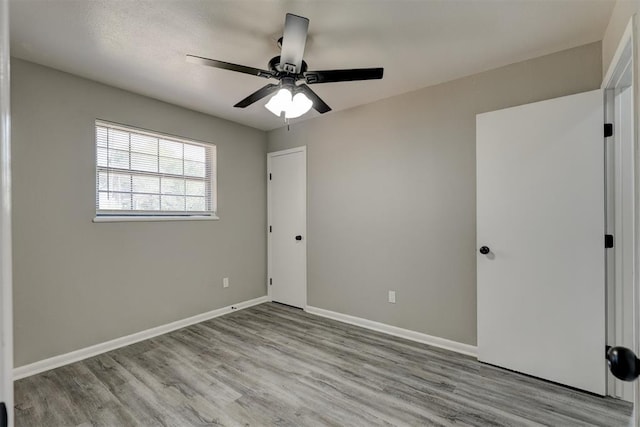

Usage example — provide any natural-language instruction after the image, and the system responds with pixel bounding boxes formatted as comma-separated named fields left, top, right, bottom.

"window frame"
left=93, top=120, right=218, bottom=222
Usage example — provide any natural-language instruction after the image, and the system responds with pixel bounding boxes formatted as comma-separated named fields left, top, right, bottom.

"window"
left=95, top=120, right=216, bottom=220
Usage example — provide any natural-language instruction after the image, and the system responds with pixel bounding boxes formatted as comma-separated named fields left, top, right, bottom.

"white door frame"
left=604, top=16, right=636, bottom=403
left=0, top=0, right=13, bottom=425
left=267, top=146, right=307, bottom=307
left=601, top=14, right=639, bottom=423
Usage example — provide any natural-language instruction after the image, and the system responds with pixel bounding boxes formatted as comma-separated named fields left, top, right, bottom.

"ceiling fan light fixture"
left=265, top=88, right=292, bottom=117
left=264, top=87, right=313, bottom=119
left=286, top=92, right=313, bottom=119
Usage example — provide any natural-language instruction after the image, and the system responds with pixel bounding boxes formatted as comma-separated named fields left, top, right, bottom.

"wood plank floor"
left=15, top=302, right=633, bottom=426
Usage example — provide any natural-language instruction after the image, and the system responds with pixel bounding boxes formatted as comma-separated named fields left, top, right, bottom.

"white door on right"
left=476, top=89, right=606, bottom=395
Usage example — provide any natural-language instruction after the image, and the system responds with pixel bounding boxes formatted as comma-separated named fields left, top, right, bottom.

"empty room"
left=0, top=0, right=640, bottom=425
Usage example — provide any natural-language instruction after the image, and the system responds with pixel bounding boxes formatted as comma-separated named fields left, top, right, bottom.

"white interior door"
left=268, top=147, right=307, bottom=309
left=477, top=90, right=606, bottom=395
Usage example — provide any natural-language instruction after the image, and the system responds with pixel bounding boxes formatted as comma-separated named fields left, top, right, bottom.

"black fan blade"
left=280, top=14, right=309, bottom=74
left=186, top=55, right=274, bottom=78
left=305, top=68, right=384, bottom=84
left=234, top=84, right=280, bottom=108
left=298, top=84, right=331, bottom=114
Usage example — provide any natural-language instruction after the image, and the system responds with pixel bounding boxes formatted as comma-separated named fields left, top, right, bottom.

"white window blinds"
left=95, top=120, right=216, bottom=217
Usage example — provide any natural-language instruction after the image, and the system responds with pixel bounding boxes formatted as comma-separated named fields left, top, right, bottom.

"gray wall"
left=12, top=59, right=267, bottom=366
left=267, top=42, right=603, bottom=346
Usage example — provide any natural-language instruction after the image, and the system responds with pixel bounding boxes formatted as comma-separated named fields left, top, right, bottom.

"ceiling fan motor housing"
left=268, top=56, right=308, bottom=76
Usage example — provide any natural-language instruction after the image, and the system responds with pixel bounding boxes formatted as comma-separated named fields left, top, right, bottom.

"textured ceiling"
left=10, top=0, right=614, bottom=130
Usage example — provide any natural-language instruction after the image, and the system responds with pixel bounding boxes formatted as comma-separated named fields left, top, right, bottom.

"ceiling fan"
left=186, top=13, right=384, bottom=119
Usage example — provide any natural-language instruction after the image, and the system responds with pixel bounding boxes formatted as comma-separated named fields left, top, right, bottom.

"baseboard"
left=305, top=305, right=477, bottom=357
left=13, top=295, right=269, bottom=380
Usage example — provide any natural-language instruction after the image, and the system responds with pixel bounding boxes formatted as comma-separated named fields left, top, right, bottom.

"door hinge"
left=604, top=123, right=613, bottom=138
left=269, top=173, right=272, bottom=181
left=269, top=278, right=272, bottom=285
left=605, top=234, right=614, bottom=249
left=269, top=225, right=272, bottom=233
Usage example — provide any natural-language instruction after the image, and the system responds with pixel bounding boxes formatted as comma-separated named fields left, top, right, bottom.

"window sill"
left=93, top=215, right=219, bottom=223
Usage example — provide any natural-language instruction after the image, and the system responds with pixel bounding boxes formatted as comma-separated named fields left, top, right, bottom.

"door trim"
left=601, top=14, right=639, bottom=419
left=267, top=146, right=307, bottom=308
left=0, top=0, right=12, bottom=425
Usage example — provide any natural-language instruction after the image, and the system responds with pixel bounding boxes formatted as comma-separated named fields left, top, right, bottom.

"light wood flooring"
left=14, top=302, right=633, bottom=426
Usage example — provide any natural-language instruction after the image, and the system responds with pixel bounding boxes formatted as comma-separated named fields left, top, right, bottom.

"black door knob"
left=607, top=346, right=640, bottom=381
left=0, top=402, right=6, bottom=427
left=295, top=235, right=302, bottom=241
left=479, top=246, right=490, bottom=255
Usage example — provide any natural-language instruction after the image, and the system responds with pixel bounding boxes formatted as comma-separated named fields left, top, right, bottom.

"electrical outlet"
left=223, top=277, right=229, bottom=288
left=388, top=290, right=396, bottom=304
